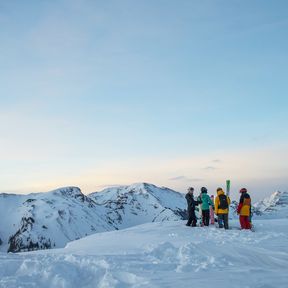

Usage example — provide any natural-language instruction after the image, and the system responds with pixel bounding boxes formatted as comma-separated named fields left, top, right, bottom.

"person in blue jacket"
left=199, top=187, right=214, bottom=226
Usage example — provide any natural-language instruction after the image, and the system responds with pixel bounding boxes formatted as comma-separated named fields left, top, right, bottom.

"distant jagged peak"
left=91, top=182, right=182, bottom=197
left=127, top=182, right=183, bottom=197
left=105, top=182, right=158, bottom=191
left=255, top=190, right=288, bottom=211
left=263, top=191, right=288, bottom=205
left=90, top=182, right=147, bottom=196
left=49, top=186, right=83, bottom=198
left=89, top=182, right=185, bottom=212
left=132, top=182, right=181, bottom=193
left=125, top=182, right=163, bottom=194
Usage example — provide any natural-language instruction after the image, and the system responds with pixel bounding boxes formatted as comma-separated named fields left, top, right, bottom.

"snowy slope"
left=89, top=183, right=187, bottom=229
left=0, top=187, right=112, bottom=253
left=254, top=191, right=288, bottom=218
left=0, top=219, right=288, bottom=288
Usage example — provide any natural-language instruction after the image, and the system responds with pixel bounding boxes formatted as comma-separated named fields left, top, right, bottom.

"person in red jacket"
left=237, top=188, right=252, bottom=229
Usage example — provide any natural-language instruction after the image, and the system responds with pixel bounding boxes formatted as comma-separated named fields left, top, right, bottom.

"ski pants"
left=218, top=214, right=229, bottom=229
left=239, top=215, right=251, bottom=229
left=187, top=209, right=197, bottom=227
left=202, top=209, right=210, bottom=226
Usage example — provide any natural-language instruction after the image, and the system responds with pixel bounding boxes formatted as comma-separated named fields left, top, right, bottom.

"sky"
left=0, top=0, right=287, bottom=201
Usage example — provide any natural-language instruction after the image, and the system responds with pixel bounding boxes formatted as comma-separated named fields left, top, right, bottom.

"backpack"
left=218, top=194, right=228, bottom=209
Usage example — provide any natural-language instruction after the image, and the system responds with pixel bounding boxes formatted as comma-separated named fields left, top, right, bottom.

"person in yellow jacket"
left=214, top=187, right=231, bottom=229
left=237, top=188, right=252, bottom=229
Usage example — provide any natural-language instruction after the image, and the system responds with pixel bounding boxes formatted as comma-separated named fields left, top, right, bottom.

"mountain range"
left=0, top=183, right=187, bottom=253
left=0, top=183, right=287, bottom=253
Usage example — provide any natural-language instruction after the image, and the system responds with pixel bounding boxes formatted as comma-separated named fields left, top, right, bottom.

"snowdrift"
left=0, top=219, right=288, bottom=287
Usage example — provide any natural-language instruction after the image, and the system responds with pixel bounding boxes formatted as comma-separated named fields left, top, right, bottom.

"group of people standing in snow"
left=185, top=186, right=252, bottom=230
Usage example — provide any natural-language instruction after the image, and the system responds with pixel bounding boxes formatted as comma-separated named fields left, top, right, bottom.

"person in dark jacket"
left=185, top=187, right=201, bottom=227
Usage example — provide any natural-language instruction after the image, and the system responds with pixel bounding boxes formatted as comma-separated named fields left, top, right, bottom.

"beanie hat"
left=201, top=187, right=207, bottom=193
left=240, top=188, right=247, bottom=193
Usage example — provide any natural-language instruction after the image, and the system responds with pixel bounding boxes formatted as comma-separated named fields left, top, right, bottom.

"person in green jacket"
left=199, top=187, right=214, bottom=226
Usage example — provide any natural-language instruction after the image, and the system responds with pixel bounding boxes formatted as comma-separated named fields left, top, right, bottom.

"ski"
left=226, top=180, right=231, bottom=196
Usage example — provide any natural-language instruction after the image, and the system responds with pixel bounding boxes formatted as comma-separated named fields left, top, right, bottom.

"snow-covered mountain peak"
left=46, top=186, right=96, bottom=205
left=255, top=191, right=288, bottom=209
left=127, top=182, right=151, bottom=193
left=254, top=191, right=288, bottom=218
left=127, top=182, right=180, bottom=195
left=50, top=186, right=82, bottom=198
left=90, top=182, right=185, bottom=209
left=0, top=186, right=112, bottom=253
left=266, top=191, right=288, bottom=206
left=89, top=183, right=187, bottom=230
left=92, top=183, right=165, bottom=197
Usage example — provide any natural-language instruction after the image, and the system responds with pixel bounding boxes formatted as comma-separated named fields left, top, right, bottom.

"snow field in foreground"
left=0, top=219, right=288, bottom=288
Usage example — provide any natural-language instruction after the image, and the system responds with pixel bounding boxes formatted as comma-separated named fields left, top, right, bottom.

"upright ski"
left=226, top=180, right=231, bottom=196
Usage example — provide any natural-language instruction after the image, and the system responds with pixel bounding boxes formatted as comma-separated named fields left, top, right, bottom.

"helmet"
left=188, top=187, right=194, bottom=193
left=201, top=187, right=207, bottom=193
left=240, top=188, right=247, bottom=193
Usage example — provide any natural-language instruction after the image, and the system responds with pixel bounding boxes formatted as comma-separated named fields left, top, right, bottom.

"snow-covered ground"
left=1, top=218, right=288, bottom=288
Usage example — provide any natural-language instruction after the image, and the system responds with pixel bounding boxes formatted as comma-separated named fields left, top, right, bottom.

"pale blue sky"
left=0, top=0, right=287, bottom=200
